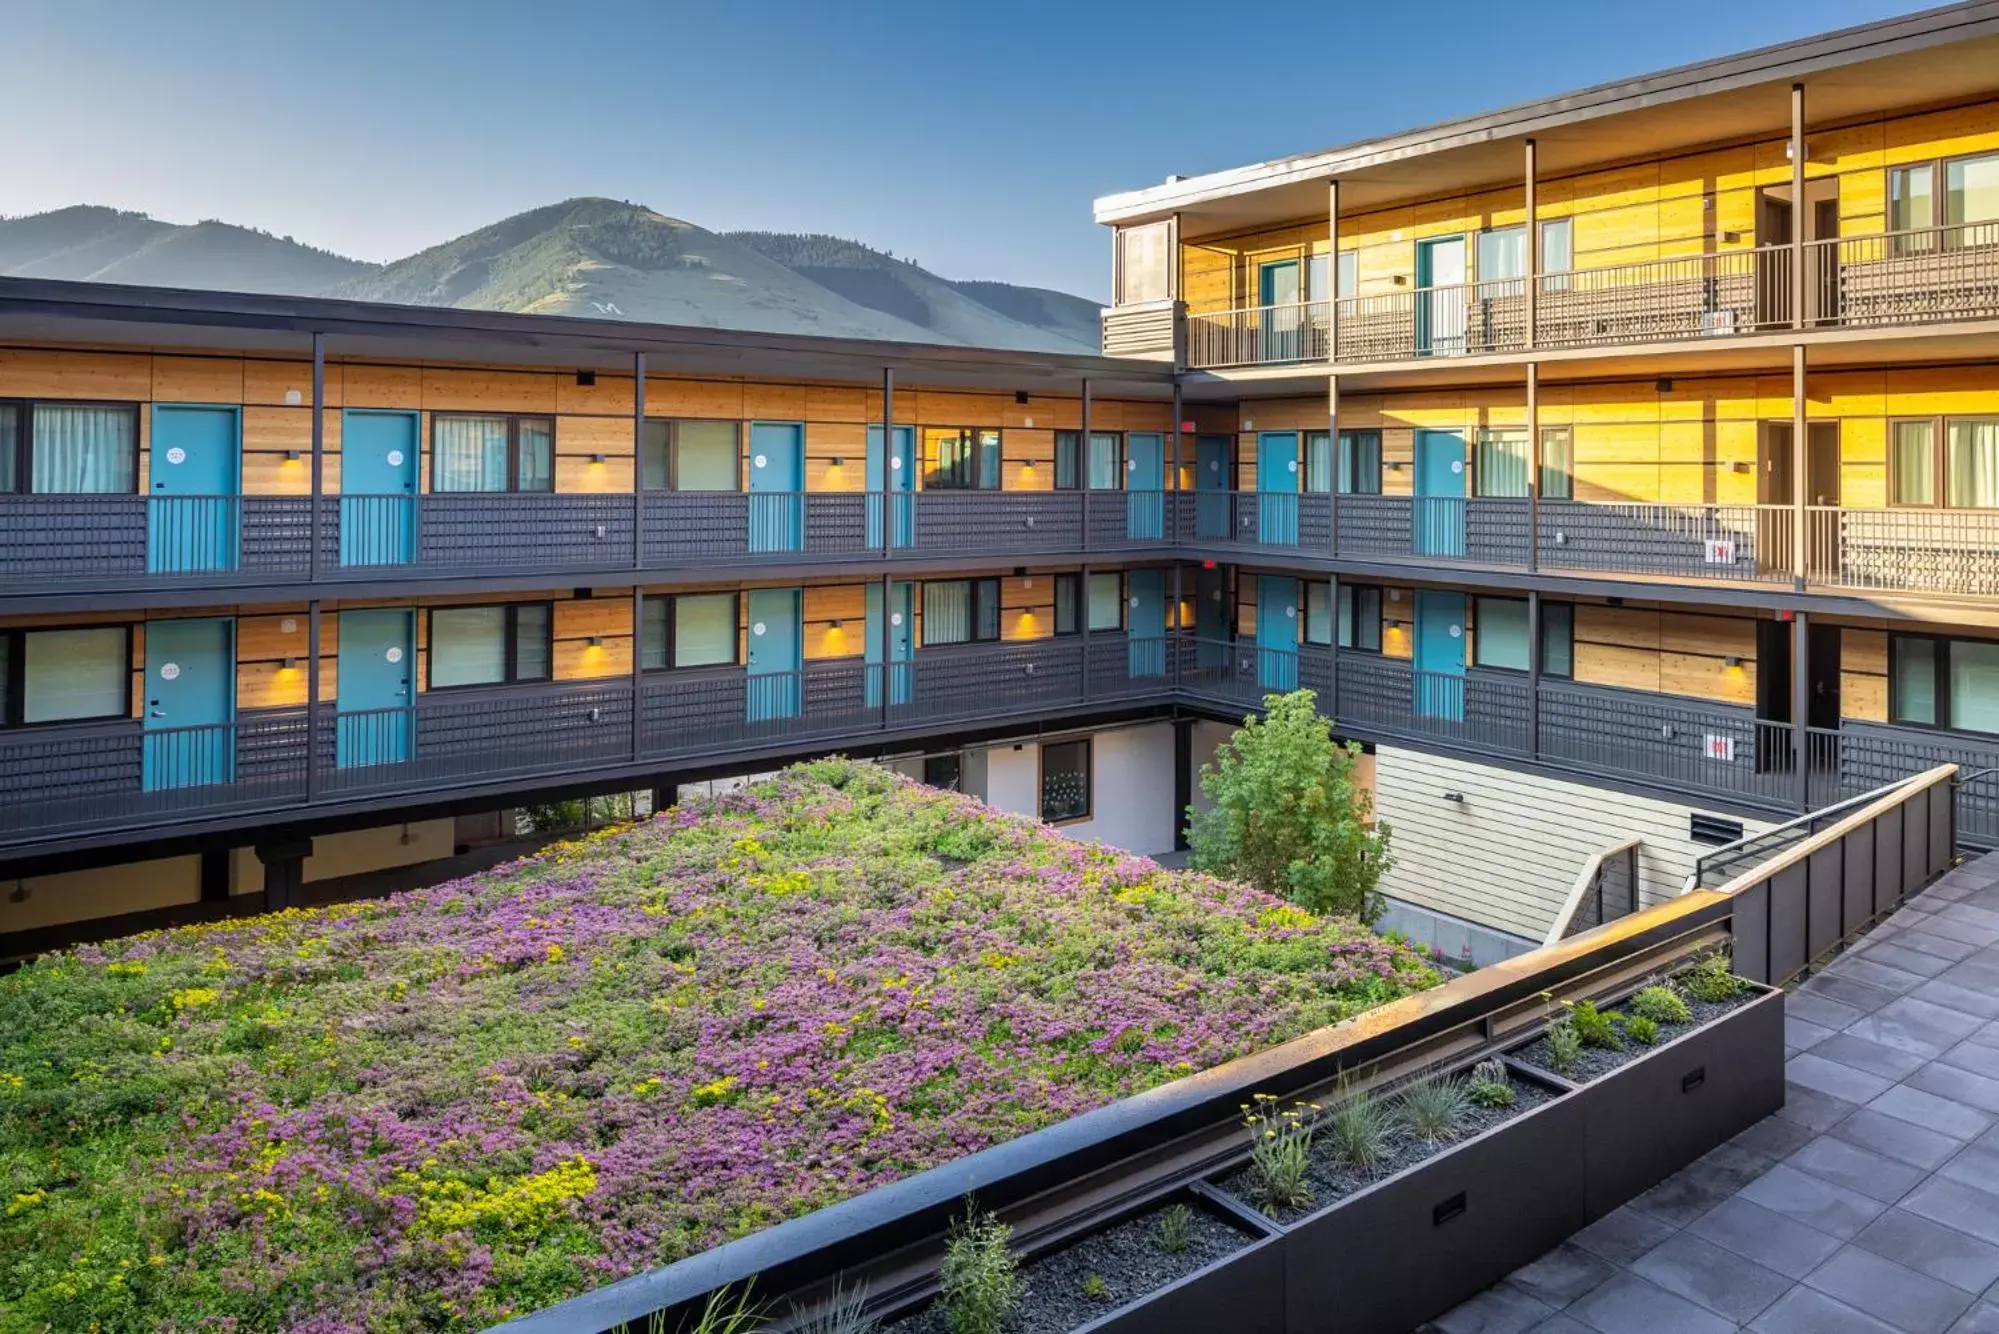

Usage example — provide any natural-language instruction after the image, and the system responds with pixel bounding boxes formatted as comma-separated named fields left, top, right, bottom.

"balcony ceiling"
left=1097, top=2, right=1999, bottom=237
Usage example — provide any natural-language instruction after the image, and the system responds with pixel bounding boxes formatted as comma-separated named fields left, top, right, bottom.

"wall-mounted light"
left=591, top=453, right=607, bottom=464
left=1386, top=459, right=1408, bottom=470
left=588, top=636, right=604, bottom=647
left=285, top=449, right=301, bottom=461
left=829, top=619, right=844, bottom=630
left=576, top=370, right=597, bottom=386
left=281, top=657, right=297, bottom=670
left=1655, top=378, right=1674, bottom=393
left=1442, top=791, right=1466, bottom=804
left=829, top=456, right=846, bottom=467
left=1723, top=655, right=1742, bottom=668
left=1392, top=274, right=1409, bottom=286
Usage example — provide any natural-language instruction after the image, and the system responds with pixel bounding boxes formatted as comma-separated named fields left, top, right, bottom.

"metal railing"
left=1806, top=505, right=1999, bottom=595
left=1545, top=837, right=1644, bottom=945
left=1810, top=222, right=1999, bottom=329
left=1184, top=299, right=1331, bottom=369
left=1538, top=501, right=1795, bottom=582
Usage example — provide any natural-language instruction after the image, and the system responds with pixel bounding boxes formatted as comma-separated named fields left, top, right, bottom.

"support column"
left=1791, top=82, right=1806, bottom=331
left=1524, top=139, right=1539, bottom=349
left=199, top=849, right=230, bottom=904
left=881, top=367, right=894, bottom=557
left=880, top=571, right=892, bottom=729
left=1171, top=562, right=1184, bottom=682
left=1170, top=378, right=1183, bottom=540
left=1079, top=378, right=1092, bottom=551
left=1328, top=374, right=1341, bottom=555
left=1792, top=343, right=1808, bottom=591
left=1080, top=563, right=1092, bottom=701
left=305, top=598, right=321, bottom=803
left=256, top=838, right=313, bottom=913
left=1527, top=590, right=1543, bottom=758
left=1173, top=716, right=1194, bottom=852
left=1526, top=362, right=1541, bottom=573
left=631, top=587, right=644, bottom=762
left=309, top=333, right=324, bottom=581
left=1327, top=179, right=1341, bottom=364
left=632, top=351, right=646, bottom=568
left=1792, top=610, right=1811, bottom=812
left=1328, top=573, right=1341, bottom=721
left=650, top=778, right=683, bottom=813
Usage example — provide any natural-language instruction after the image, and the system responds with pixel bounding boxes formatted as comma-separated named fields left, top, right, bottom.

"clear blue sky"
left=0, top=0, right=1932, bottom=302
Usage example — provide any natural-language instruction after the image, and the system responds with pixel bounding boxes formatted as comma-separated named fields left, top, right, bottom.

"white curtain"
left=22, top=627, right=127, bottom=722
left=1948, top=421, right=1999, bottom=509
left=432, top=416, right=509, bottom=492
left=924, top=582, right=971, bottom=645
left=673, top=595, right=736, bottom=667
left=429, top=607, right=508, bottom=686
left=32, top=405, right=134, bottom=494
left=1477, top=430, right=1530, bottom=498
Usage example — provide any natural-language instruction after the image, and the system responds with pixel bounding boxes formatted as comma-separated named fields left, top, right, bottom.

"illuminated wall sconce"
left=588, top=636, right=604, bottom=647
left=285, top=450, right=301, bottom=461
left=829, top=620, right=844, bottom=630
left=591, top=453, right=607, bottom=464
left=1723, top=655, right=1742, bottom=668
left=1386, top=459, right=1408, bottom=470
left=829, top=456, right=846, bottom=467
left=281, top=657, right=297, bottom=670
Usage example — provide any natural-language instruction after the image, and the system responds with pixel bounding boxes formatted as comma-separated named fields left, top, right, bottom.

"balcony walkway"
left=1428, top=851, right=1999, bottom=1334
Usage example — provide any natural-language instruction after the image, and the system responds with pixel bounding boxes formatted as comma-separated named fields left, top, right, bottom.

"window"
left=432, top=414, right=554, bottom=493
left=1337, top=250, right=1357, bottom=299
left=1540, top=427, right=1574, bottom=500
left=1890, top=163, right=1935, bottom=247
left=1305, top=432, right=1332, bottom=493
left=1053, top=573, right=1121, bottom=635
left=1947, top=152, right=1999, bottom=229
left=1305, top=582, right=1334, bottom=645
left=641, top=420, right=739, bottom=491
left=1307, top=250, right=1355, bottom=301
left=922, top=579, right=1000, bottom=645
left=0, top=625, right=129, bottom=726
left=1888, top=417, right=1999, bottom=508
left=428, top=604, right=552, bottom=688
left=1040, top=738, right=1091, bottom=822
left=1475, top=429, right=1530, bottom=498
left=923, top=753, right=963, bottom=792
left=1054, top=431, right=1122, bottom=490
left=1114, top=221, right=1171, bottom=306
left=640, top=593, right=739, bottom=669
left=1472, top=598, right=1572, bottom=676
left=0, top=401, right=139, bottom=494
left=1477, top=226, right=1527, bottom=286
left=1338, top=430, right=1382, bottom=495
left=1337, top=584, right=1382, bottom=652
left=923, top=428, right=1000, bottom=490
left=1540, top=218, right=1574, bottom=289
left=1888, top=152, right=1999, bottom=251
left=1893, top=634, right=1999, bottom=734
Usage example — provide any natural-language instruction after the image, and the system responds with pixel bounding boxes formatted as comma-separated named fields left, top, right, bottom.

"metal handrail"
left=1685, top=777, right=1908, bottom=891
left=1543, top=837, right=1644, bottom=947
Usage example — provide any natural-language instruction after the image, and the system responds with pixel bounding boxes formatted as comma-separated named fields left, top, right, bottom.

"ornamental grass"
left=0, top=758, right=1438, bottom=1331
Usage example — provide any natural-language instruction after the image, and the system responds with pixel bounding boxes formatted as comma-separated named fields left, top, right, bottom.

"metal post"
left=881, top=367, right=894, bottom=557
left=631, top=587, right=644, bottom=761
left=1792, top=343, right=1808, bottom=591
left=1080, top=563, right=1092, bottom=701
left=1328, top=373, right=1341, bottom=556
left=632, top=351, right=646, bottom=569
left=1079, top=378, right=1092, bottom=552
left=1524, top=139, right=1539, bottom=349
left=1791, top=83, right=1806, bottom=331
left=1527, top=362, right=1541, bottom=573
left=1792, top=609, right=1811, bottom=812
left=1171, top=561, right=1184, bottom=683
left=879, top=571, right=892, bottom=729
left=305, top=598, right=321, bottom=802
left=1327, top=179, right=1340, bottom=364
left=1328, top=574, right=1340, bottom=721
left=1170, top=378, right=1183, bottom=541
left=1527, top=589, right=1542, bottom=758
left=309, top=333, right=323, bottom=581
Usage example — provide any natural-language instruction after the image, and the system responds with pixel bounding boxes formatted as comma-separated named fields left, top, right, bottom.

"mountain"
left=0, top=198, right=1100, bottom=353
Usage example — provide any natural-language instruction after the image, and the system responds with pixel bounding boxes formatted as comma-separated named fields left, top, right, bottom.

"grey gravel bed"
left=1513, top=990, right=1755, bottom=1083
left=880, top=1200, right=1253, bottom=1333
left=1213, top=1071, right=1553, bottom=1225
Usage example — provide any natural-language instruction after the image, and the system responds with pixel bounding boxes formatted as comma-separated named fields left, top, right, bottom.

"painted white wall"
left=975, top=723, right=1179, bottom=856
left=1371, top=746, right=1774, bottom=942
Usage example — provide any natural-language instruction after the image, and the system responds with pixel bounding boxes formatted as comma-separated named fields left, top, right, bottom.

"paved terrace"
left=1426, top=851, right=1999, bottom=1334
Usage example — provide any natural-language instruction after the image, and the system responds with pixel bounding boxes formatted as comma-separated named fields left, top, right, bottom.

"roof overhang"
left=1094, top=1, right=1999, bottom=238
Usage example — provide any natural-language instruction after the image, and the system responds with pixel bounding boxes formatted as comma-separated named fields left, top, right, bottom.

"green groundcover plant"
left=0, top=759, right=1438, bottom=1332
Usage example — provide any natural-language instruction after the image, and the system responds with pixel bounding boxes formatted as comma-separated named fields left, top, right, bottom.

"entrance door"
left=748, top=422, right=805, bottom=553
left=746, top=587, right=802, bottom=720
left=1413, top=592, right=1467, bottom=722
left=148, top=405, right=240, bottom=574
left=1810, top=196, right=1841, bottom=326
left=341, top=410, right=418, bottom=567
left=1195, top=563, right=1231, bottom=668
left=1126, top=431, right=1164, bottom=540
left=1758, top=423, right=1794, bottom=575
left=1256, top=575, right=1300, bottom=691
left=1128, top=569, right=1166, bottom=678
left=1256, top=431, right=1300, bottom=546
left=865, top=580, right=914, bottom=707
left=336, top=608, right=414, bottom=768
left=142, top=617, right=235, bottom=791
left=1759, top=422, right=1841, bottom=576
left=865, top=424, right=914, bottom=549
left=1756, top=619, right=1842, bottom=779
left=1195, top=435, right=1232, bottom=539
left=1757, top=192, right=1794, bottom=328
left=1414, top=429, right=1467, bottom=558
left=1416, top=236, right=1468, bottom=356
left=1259, top=259, right=1303, bottom=362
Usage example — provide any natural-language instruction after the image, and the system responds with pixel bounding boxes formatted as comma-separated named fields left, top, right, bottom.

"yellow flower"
left=168, top=988, right=221, bottom=1011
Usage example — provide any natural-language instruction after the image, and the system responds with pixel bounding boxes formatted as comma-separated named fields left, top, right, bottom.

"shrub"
left=939, top=1206, right=1020, bottom=1334
left=1566, top=1000, right=1624, bottom=1051
left=1624, top=1014, right=1660, bottom=1046
left=1187, top=691, right=1392, bottom=921
left=1080, top=1273, right=1109, bottom=1301
left=787, top=1280, right=875, bottom=1334
left=1467, top=1057, right=1515, bottom=1109
left=1324, top=1080, right=1391, bottom=1170
left=670, top=1285, right=766, bottom=1334
left=1396, top=1075, right=1473, bottom=1143
left=1545, top=1017, right=1584, bottom=1075
left=1628, top=985, right=1692, bottom=1026
left=1154, top=1203, right=1193, bottom=1254
left=1244, top=1093, right=1317, bottom=1212
left=1677, top=952, right=1749, bottom=1004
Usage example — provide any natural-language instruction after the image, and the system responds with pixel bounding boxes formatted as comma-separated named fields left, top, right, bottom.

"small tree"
left=1187, top=689, right=1390, bottom=922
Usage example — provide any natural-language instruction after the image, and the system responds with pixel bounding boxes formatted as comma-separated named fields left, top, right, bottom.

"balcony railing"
left=1808, top=222, right=1999, bottom=329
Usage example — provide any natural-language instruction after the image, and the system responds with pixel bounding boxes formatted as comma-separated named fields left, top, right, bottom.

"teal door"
left=1258, top=259, right=1303, bottom=361
left=1414, top=429, right=1467, bottom=557
left=1256, top=576, right=1300, bottom=691
left=1128, top=569, right=1166, bottom=678
left=746, top=587, right=802, bottom=720
left=1416, top=236, right=1468, bottom=356
left=865, top=425, right=915, bottom=548
left=1195, top=435, right=1231, bottom=539
left=749, top=423, right=805, bottom=553
left=865, top=581, right=914, bottom=706
left=148, top=405, right=239, bottom=574
left=1414, top=591, right=1467, bottom=722
left=341, top=410, right=418, bottom=567
left=1195, top=564, right=1231, bottom=668
left=336, top=609, right=414, bottom=768
left=1126, top=431, right=1164, bottom=540
left=1256, top=431, right=1300, bottom=546
left=142, top=617, right=235, bottom=791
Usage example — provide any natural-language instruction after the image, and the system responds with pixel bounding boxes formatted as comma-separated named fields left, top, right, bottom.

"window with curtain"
left=1338, top=431, right=1382, bottom=494
left=1337, top=251, right=1357, bottom=298
left=677, top=422, right=740, bottom=491
left=1540, top=427, right=1574, bottom=499
left=1053, top=574, right=1080, bottom=635
left=1475, top=430, right=1530, bottom=498
left=1890, top=163, right=1937, bottom=254
left=923, top=428, right=1000, bottom=490
left=1307, top=253, right=1329, bottom=304
left=1892, top=634, right=1999, bottom=734
left=432, top=415, right=553, bottom=493
left=1040, top=739, right=1091, bottom=822
left=1540, top=218, right=1574, bottom=283
left=1476, top=226, right=1527, bottom=291
left=672, top=593, right=738, bottom=667
left=921, top=579, right=999, bottom=645
left=1087, top=572, right=1123, bottom=631
left=640, top=421, right=671, bottom=491
left=1542, top=604, right=1574, bottom=677
left=1053, top=432, right=1123, bottom=490
left=1304, top=433, right=1331, bottom=493
left=639, top=598, right=670, bottom=668
left=1471, top=598, right=1572, bottom=675
left=1948, top=420, right=1999, bottom=509
left=3, top=626, right=129, bottom=726
left=1946, top=152, right=1999, bottom=231
left=1338, top=584, right=1382, bottom=652
left=18, top=403, right=138, bottom=494
left=428, top=604, right=552, bottom=688
left=1891, top=420, right=1937, bottom=506
left=1305, top=582, right=1333, bottom=645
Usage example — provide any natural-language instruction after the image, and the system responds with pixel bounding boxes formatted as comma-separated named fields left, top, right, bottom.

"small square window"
left=1040, top=739, right=1091, bottom=822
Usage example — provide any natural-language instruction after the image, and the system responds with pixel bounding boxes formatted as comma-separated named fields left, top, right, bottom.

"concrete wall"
left=0, top=855, right=203, bottom=933
left=978, top=722, right=1178, bottom=856
left=229, top=818, right=458, bottom=894
left=1371, top=745, right=1773, bottom=942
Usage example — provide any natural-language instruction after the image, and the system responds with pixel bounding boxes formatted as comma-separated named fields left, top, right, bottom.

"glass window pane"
left=1307, top=253, right=1329, bottom=303
left=923, top=581, right=970, bottom=645
left=31, top=405, right=134, bottom=494
left=641, top=421, right=671, bottom=491
left=517, top=419, right=553, bottom=492
left=22, top=627, right=126, bottom=722
left=1040, top=739, right=1091, bottom=822
left=676, top=422, right=739, bottom=491
left=1305, top=582, right=1333, bottom=645
left=1088, top=433, right=1121, bottom=490
left=977, top=430, right=1001, bottom=490
left=513, top=604, right=551, bottom=680
left=974, top=578, right=1001, bottom=641
left=1478, top=227, right=1526, bottom=282
left=1054, top=433, right=1079, bottom=490
left=430, top=607, right=508, bottom=686
left=1946, top=153, right=1999, bottom=228
left=1087, top=573, right=1123, bottom=631
left=1540, top=218, right=1573, bottom=274
left=1891, top=165, right=1935, bottom=232
left=1892, top=421, right=1936, bottom=505
left=433, top=415, right=510, bottom=493
left=1542, top=604, right=1574, bottom=678
left=1946, top=420, right=1999, bottom=508
left=1339, top=431, right=1381, bottom=495
left=1336, top=251, right=1356, bottom=298
left=1893, top=638, right=1938, bottom=726
left=1952, top=640, right=1999, bottom=734
left=640, top=598, right=668, bottom=669
left=1540, top=428, right=1573, bottom=500
left=0, top=407, right=17, bottom=493
left=1476, top=430, right=1530, bottom=498
left=1475, top=597, right=1530, bottom=670
left=1054, top=574, right=1079, bottom=635
left=1304, top=432, right=1333, bottom=493
left=673, top=594, right=736, bottom=666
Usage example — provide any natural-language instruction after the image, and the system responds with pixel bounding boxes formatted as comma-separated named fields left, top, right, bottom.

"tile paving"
left=1423, top=851, right=1999, bottom=1334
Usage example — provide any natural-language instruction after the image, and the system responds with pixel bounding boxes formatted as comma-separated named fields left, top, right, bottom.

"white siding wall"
left=1372, top=746, right=1774, bottom=941
left=978, top=723, right=1178, bottom=856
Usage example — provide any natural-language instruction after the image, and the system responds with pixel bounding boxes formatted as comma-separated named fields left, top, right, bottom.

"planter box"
left=1272, top=1067, right=1586, bottom=1334
left=1074, top=1195, right=1284, bottom=1334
